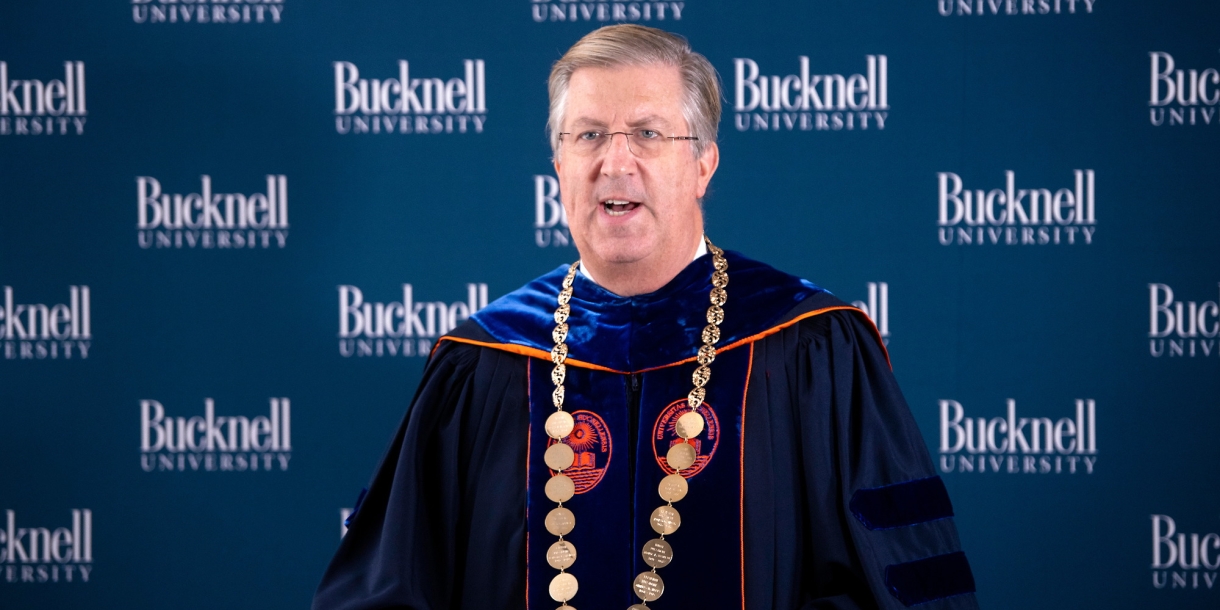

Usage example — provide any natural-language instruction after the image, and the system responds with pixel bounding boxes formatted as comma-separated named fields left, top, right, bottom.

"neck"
left=582, top=234, right=705, bottom=296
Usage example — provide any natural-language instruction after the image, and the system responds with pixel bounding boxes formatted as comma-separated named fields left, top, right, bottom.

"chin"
left=590, top=238, right=653, bottom=266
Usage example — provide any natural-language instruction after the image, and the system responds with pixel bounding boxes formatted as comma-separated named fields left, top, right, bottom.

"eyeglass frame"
left=557, top=130, right=699, bottom=158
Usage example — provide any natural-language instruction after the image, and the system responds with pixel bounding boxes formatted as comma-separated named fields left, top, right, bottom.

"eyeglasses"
left=558, top=129, right=699, bottom=159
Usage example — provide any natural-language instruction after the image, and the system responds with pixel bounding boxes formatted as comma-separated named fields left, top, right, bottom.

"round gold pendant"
left=545, top=474, right=575, bottom=503
left=545, top=411, right=574, bottom=439
left=633, top=571, right=664, bottom=602
left=658, top=473, right=688, bottom=503
left=547, top=540, right=577, bottom=570
left=545, top=443, right=575, bottom=471
left=545, top=507, right=575, bottom=536
left=675, top=411, right=705, bottom=439
left=641, top=538, right=673, bottom=568
left=543, top=244, right=729, bottom=608
left=650, top=505, right=681, bottom=535
left=549, top=572, right=578, bottom=602
left=666, top=442, right=697, bottom=471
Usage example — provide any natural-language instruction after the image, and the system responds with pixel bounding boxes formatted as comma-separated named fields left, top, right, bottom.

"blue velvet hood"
left=467, top=249, right=827, bottom=372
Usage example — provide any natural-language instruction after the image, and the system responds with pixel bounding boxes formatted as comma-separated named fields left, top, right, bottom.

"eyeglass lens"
left=567, top=131, right=676, bottom=159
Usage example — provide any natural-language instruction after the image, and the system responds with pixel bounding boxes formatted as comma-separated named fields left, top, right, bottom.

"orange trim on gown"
left=434, top=305, right=892, bottom=372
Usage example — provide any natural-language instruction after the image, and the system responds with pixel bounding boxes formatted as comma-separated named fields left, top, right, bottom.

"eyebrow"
left=568, top=115, right=677, bottom=130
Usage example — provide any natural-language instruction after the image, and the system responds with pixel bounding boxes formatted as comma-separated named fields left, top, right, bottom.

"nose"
left=599, top=132, right=638, bottom=179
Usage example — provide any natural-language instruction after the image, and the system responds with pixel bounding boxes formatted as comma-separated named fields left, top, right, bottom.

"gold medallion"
left=545, top=411, right=575, bottom=439
left=545, top=474, right=575, bottom=503
left=541, top=240, right=729, bottom=605
left=650, top=505, right=681, bottom=535
left=675, top=411, right=705, bottom=439
left=657, top=473, right=688, bottom=503
left=632, top=571, right=664, bottom=602
left=544, top=507, right=575, bottom=536
left=666, top=442, right=697, bottom=471
left=546, top=540, right=577, bottom=570
left=544, top=442, right=575, bottom=471
left=641, top=538, right=673, bottom=568
left=549, top=572, right=578, bottom=602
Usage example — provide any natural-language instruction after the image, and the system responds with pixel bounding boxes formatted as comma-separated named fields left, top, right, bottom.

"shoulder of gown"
left=741, top=303, right=980, bottom=609
left=312, top=332, right=531, bottom=610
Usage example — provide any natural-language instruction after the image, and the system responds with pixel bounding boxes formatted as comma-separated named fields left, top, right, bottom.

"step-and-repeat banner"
left=1, top=1, right=1217, bottom=608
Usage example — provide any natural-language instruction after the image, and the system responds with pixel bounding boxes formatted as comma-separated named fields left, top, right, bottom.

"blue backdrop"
left=1, top=1, right=1218, bottom=608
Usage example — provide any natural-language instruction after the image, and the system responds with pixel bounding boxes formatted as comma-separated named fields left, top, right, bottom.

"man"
left=315, top=25, right=977, bottom=610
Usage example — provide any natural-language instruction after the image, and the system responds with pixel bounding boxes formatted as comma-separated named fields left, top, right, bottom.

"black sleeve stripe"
left=884, top=551, right=977, bottom=607
left=849, top=476, right=955, bottom=531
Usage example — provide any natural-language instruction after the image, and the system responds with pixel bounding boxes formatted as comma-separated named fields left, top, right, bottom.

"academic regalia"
left=313, top=250, right=978, bottom=610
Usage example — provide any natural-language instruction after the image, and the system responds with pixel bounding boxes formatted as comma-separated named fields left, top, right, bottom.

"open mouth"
left=602, top=199, right=641, bottom=217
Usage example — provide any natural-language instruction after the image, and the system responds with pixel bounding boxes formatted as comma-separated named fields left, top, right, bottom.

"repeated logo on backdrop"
left=937, top=0, right=1096, bottom=16
left=1151, top=515, right=1219, bottom=591
left=1, top=287, right=91, bottom=361
left=732, top=56, right=888, bottom=132
left=533, top=175, right=572, bottom=248
left=136, top=175, right=289, bottom=249
left=140, top=398, right=292, bottom=472
left=1148, top=283, right=1219, bottom=358
left=337, top=284, right=489, bottom=357
left=333, top=60, right=487, bottom=135
left=937, top=170, right=1097, bottom=246
left=4, top=2, right=1219, bottom=608
left=1, top=510, right=93, bottom=584
left=938, top=398, right=1098, bottom=475
left=131, top=0, right=285, bottom=25
left=0, top=61, right=86, bottom=136
left=851, top=282, right=890, bottom=345
left=1149, top=52, right=1220, bottom=127
left=529, top=0, right=686, bottom=23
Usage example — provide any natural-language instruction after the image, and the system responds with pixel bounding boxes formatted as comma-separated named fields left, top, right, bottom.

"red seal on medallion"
left=653, top=398, right=720, bottom=477
left=547, top=410, right=612, bottom=494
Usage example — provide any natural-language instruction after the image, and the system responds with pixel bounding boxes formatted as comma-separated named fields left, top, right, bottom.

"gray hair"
left=547, top=24, right=721, bottom=158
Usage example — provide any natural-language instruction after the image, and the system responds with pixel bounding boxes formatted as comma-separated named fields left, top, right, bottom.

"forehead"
left=565, top=63, right=686, bottom=126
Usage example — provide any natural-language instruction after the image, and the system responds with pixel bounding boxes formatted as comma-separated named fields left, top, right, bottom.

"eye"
left=577, top=131, right=603, bottom=141
left=636, top=129, right=661, bottom=139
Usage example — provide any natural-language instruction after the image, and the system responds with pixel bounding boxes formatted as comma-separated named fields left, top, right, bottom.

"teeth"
left=603, top=200, right=635, bottom=217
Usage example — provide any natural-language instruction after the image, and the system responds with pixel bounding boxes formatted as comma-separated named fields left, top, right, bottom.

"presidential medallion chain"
left=542, top=236, right=728, bottom=609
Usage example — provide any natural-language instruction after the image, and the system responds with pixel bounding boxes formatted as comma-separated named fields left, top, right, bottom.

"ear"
left=694, top=141, right=720, bottom=199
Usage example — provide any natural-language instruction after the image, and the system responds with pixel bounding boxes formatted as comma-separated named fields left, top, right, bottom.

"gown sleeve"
left=312, top=340, right=530, bottom=610
left=794, top=310, right=978, bottom=610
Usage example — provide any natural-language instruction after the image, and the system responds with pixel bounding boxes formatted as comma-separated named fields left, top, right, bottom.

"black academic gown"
left=314, top=251, right=979, bottom=610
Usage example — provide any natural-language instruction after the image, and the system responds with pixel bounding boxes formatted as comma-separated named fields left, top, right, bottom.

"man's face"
left=554, top=63, right=719, bottom=272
